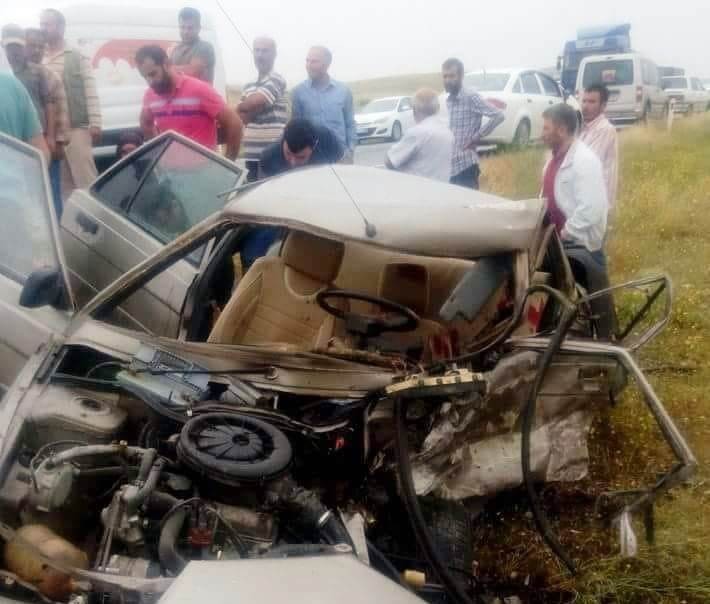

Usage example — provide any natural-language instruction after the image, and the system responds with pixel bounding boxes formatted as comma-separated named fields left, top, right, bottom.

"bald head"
left=253, top=36, right=276, bottom=75
left=413, top=88, right=440, bottom=121
left=306, top=46, right=332, bottom=83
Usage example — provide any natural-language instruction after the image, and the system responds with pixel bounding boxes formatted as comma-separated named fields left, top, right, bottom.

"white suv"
left=576, top=53, right=668, bottom=124
left=662, top=76, right=710, bottom=114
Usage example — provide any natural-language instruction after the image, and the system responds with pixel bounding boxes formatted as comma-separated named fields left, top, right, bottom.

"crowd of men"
left=0, top=5, right=620, bottom=320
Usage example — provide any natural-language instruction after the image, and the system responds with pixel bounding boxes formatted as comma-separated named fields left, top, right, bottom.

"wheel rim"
left=515, top=122, right=530, bottom=145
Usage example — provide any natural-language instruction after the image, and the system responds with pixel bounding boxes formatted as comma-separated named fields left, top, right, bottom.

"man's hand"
left=464, top=137, right=480, bottom=151
left=90, top=126, right=101, bottom=145
left=218, top=106, right=244, bottom=161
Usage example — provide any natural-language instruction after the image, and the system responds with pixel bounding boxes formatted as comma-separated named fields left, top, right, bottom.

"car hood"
left=68, top=319, right=397, bottom=397
left=355, top=111, right=392, bottom=124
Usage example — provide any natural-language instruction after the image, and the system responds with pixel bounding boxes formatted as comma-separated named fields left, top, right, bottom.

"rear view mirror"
left=20, top=268, right=67, bottom=310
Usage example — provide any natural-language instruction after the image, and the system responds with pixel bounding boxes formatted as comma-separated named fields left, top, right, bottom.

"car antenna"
left=214, top=0, right=253, bottom=55
left=329, top=166, right=377, bottom=238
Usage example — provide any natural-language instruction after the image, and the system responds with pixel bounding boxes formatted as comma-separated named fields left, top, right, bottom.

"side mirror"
left=20, top=268, right=67, bottom=310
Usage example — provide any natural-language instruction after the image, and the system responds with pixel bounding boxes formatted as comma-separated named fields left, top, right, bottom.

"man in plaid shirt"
left=442, top=58, right=504, bottom=189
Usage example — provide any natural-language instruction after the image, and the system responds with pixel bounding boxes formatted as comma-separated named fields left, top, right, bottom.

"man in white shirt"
left=580, top=83, right=618, bottom=210
left=385, top=88, right=453, bottom=182
left=541, top=103, right=614, bottom=337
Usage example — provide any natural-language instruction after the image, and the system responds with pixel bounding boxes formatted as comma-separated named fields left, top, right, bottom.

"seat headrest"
left=378, top=263, right=430, bottom=316
left=282, top=231, right=345, bottom=283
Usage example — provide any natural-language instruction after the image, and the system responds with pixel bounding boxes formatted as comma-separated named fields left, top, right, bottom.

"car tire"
left=513, top=119, right=531, bottom=146
left=390, top=121, right=402, bottom=142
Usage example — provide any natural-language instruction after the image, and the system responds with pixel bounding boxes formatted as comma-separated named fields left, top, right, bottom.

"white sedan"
left=460, top=68, right=581, bottom=145
left=355, top=96, right=415, bottom=143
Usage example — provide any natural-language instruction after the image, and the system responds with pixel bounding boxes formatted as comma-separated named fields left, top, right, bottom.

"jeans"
left=450, top=163, right=480, bottom=189
left=563, top=242, right=616, bottom=339
left=49, top=159, right=62, bottom=219
left=246, top=160, right=260, bottom=183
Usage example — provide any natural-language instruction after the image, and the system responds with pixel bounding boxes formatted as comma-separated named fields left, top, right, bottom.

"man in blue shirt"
left=292, top=47, right=356, bottom=161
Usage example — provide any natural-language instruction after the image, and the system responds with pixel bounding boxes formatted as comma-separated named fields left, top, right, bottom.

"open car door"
left=0, top=133, right=75, bottom=396
left=60, top=131, right=244, bottom=337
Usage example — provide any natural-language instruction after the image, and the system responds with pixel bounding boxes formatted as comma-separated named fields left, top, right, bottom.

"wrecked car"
left=0, top=132, right=695, bottom=604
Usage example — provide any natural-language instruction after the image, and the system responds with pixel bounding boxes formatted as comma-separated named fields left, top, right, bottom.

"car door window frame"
left=512, top=78, right=522, bottom=94
left=0, top=132, right=75, bottom=308
left=537, top=73, right=562, bottom=98
left=89, top=132, right=244, bottom=267
left=398, top=98, right=412, bottom=112
left=521, top=72, right=542, bottom=95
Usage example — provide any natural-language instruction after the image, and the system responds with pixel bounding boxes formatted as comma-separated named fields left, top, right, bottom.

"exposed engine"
left=0, top=336, right=683, bottom=604
left=0, top=346, right=374, bottom=603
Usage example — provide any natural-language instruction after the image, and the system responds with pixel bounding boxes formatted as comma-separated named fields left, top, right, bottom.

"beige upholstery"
left=336, top=241, right=474, bottom=319
left=208, top=232, right=346, bottom=348
left=375, top=262, right=447, bottom=356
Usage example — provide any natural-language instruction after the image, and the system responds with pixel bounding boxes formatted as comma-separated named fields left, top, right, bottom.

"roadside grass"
left=476, top=116, right=710, bottom=603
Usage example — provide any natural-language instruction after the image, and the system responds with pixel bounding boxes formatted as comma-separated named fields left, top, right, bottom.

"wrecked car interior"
left=0, top=138, right=696, bottom=604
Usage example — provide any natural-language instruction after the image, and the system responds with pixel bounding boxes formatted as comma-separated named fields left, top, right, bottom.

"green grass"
left=477, top=116, right=710, bottom=603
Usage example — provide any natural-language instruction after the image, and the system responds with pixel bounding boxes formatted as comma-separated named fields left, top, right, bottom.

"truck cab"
left=559, top=23, right=631, bottom=94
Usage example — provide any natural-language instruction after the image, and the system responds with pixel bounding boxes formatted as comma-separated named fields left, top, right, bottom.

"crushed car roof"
left=224, top=165, right=544, bottom=258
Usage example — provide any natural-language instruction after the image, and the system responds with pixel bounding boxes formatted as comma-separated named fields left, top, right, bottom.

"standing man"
left=136, top=45, right=242, bottom=159
left=541, top=103, right=613, bottom=337
left=292, top=46, right=356, bottom=162
left=41, top=8, right=101, bottom=198
left=385, top=88, right=453, bottom=182
left=170, top=7, right=215, bottom=84
left=580, top=83, right=619, bottom=210
left=2, top=26, right=56, bottom=155
left=24, top=27, right=70, bottom=215
left=238, top=37, right=288, bottom=182
left=442, top=58, right=504, bottom=189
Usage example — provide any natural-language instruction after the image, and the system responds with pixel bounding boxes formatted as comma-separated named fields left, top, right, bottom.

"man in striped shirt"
left=238, top=37, right=288, bottom=182
left=580, top=83, right=618, bottom=211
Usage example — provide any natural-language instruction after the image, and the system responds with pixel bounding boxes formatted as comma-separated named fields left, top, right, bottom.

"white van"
left=62, top=4, right=226, bottom=166
left=576, top=52, right=667, bottom=125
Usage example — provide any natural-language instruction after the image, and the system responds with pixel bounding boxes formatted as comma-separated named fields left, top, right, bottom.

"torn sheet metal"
left=410, top=350, right=614, bottom=500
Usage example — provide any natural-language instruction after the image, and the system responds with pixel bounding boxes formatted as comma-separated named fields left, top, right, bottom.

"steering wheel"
left=316, top=289, right=420, bottom=340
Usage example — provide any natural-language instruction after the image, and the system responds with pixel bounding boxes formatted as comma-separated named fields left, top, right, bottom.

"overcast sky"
left=3, top=0, right=708, bottom=86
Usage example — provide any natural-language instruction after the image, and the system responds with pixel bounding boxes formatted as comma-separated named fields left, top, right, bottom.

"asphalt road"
left=353, top=140, right=392, bottom=167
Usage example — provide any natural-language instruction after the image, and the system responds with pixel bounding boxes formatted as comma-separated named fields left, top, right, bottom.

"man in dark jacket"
left=259, top=117, right=343, bottom=178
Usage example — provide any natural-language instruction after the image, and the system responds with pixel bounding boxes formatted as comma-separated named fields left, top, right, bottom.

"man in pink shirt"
left=580, top=83, right=618, bottom=210
left=136, top=45, right=242, bottom=159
